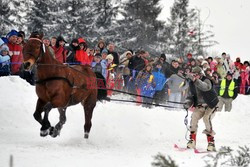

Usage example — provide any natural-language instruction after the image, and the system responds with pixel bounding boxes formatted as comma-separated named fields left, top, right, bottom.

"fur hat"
left=192, top=66, right=202, bottom=74
left=201, top=60, right=208, bottom=66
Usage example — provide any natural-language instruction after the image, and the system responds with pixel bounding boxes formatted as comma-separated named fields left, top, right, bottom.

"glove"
left=183, top=99, right=192, bottom=109
left=183, top=103, right=190, bottom=110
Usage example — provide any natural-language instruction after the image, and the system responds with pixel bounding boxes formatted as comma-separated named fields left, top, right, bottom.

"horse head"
left=23, top=31, right=44, bottom=71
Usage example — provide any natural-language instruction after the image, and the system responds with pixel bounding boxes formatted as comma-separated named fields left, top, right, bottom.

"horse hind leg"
left=50, top=107, right=67, bottom=138
left=82, top=96, right=96, bottom=139
left=40, top=102, right=53, bottom=137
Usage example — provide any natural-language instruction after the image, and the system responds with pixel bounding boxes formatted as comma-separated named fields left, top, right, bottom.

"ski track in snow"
left=0, top=76, right=250, bottom=167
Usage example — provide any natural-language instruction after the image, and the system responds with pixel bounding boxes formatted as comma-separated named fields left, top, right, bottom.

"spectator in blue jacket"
left=0, top=45, right=11, bottom=76
left=152, top=63, right=167, bottom=105
left=91, top=53, right=107, bottom=78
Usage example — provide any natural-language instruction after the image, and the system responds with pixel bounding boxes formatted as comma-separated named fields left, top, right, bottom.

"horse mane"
left=29, top=31, right=44, bottom=40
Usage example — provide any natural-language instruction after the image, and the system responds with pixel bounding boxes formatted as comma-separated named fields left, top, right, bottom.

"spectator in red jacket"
left=75, top=38, right=90, bottom=65
left=52, top=36, right=67, bottom=63
left=6, top=29, right=23, bottom=75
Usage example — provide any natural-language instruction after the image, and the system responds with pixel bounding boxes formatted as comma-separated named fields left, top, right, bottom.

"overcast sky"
left=159, top=0, right=250, bottom=61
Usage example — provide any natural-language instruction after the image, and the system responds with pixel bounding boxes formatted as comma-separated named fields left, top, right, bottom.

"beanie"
left=6, top=30, right=18, bottom=39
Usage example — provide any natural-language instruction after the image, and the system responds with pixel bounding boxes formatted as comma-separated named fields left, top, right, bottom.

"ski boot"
left=207, top=135, right=216, bottom=151
left=187, top=132, right=196, bottom=149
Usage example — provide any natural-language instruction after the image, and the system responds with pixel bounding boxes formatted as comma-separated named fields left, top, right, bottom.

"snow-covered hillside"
left=0, top=76, right=250, bottom=167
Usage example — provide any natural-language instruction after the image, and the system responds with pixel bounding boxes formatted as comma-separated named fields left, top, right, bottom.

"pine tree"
left=0, top=0, right=12, bottom=35
left=9, top=0, right=30, bottom=32
left=27, top=0, right=50, bottom=34
left=168, top=0, right=190, bottom=57
left=116, top=0, right=164, bottom=54
left=187, top=8, right=218, bottom=56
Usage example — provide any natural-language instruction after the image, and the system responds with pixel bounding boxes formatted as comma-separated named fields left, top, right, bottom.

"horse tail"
left=95, top=72, right=108, bottom=101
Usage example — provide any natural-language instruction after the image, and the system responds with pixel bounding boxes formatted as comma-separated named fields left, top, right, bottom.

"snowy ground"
left=0, top=76, right=250, bottom=167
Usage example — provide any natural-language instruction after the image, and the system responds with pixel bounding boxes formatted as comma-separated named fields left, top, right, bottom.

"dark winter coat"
left=165, top=65, right=179, bottom=78
left=65, top=44, right=78, bottom=64
left=128, top=56, right=145, bottom=78
left=186, top=76, right=219, bottom=109
left=108, top=50, right=119, bottom=65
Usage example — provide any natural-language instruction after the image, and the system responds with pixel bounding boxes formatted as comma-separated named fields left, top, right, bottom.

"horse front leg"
left=40, top=102, right=53, bottom=137
left=33, top=98, right=46, bottom=125
left=82, top=97, right=96, bottom=139
left=50, top=107, right=67, bottom=138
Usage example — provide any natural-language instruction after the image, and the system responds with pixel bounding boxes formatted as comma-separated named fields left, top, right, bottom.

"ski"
left=174, top=144, right=189, bottom=152
left=174, top=144, right=212, bottom=154
left=194, top=149, right=209, bottom=154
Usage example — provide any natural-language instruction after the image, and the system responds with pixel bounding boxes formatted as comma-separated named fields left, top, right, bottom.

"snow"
left=0, top=76, right=250, bottom=167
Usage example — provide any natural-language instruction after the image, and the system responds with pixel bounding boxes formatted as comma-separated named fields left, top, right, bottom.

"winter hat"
left=6, top=29, right=18, bottom=39
left=192, top=66, right=202, bottom=74
left=201, top=60, right=208, bottom=66
left=78, top=38, right=85, bottom=44
left=57, top=36, right=67, bottom=43
left=95, top=53, right=102, bottom=58
left=0, top=45, right=9, bottom=53
left=106, top=54, right=114, bottom=61
left=187, top=53, right=192, bottom=57
left=197, top=55, right=204, bottom=60
left=125, top=51, right=133, bottom=56
left=71, top=38, right=79, bottom=44
left=160, top=53, right=166, bottom=61
left=226, top=72, right=233, bottom=77
left=101, top=48, right=108, bottom=54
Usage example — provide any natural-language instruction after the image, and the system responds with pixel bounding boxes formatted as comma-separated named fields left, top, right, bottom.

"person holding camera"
left=184, top=66, right=219, bottom=151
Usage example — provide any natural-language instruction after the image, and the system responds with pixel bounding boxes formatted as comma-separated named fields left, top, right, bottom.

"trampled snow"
left=0, top=76, right=250, bottom=167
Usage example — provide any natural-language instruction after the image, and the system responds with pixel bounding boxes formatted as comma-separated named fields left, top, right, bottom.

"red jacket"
left=75, top=50, right=90, bottom=65
left=7, top=43, right=23, bottom=75
left=52, top=46, right=67, bottom=63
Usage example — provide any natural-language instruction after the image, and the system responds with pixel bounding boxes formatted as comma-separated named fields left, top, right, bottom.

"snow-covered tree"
left=115, top=0, right=164, bottom=54
left=167, top=0, right=190, bottom=57
left=9, top=0, right=30, bottom=32
left=0, top=0, right=12, bottom=35
left=187, top=8, right=218, bottom=57
left=27, top=0, right=50, bottom=34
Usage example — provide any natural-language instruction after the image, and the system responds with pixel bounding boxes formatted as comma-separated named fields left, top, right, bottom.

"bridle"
left=24, top=38, right=46, bottom=64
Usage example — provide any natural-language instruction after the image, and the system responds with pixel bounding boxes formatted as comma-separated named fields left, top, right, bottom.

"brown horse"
left=22, top=32, right=107, bottom=138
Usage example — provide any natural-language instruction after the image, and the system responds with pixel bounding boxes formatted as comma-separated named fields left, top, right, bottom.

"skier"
left=184, top=66, right=219, bottom=151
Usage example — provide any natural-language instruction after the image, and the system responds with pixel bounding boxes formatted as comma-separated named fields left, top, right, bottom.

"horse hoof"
left=49, top=127, right=61, bottom=138
left=84, top=133, right=89, bottom=139
left=40, top=129, right=50, bottom=137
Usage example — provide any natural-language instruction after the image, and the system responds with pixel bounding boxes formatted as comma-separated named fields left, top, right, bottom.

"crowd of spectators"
left=1, top=29, right=249, bottom=109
